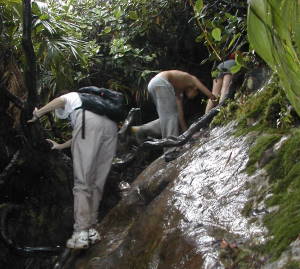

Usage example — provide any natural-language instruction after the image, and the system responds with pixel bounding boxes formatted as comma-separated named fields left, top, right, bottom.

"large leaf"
left=247, top=0, right=275, bottom=68
left=248, top=0, right=300, bottom=116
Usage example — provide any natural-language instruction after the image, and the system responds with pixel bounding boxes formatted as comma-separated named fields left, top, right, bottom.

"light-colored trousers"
left=71, top=110, right=117, bottom=231
left=147, top=75, right=179, bottom=152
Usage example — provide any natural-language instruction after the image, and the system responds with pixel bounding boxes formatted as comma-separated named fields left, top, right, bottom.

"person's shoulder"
left=60, top=92, right=79, bottom=100
left=166, top=70, right=191, bottom=76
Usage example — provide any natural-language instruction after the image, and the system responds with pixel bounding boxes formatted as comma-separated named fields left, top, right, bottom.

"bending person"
left=205, top=58, right=236, bottom=113
left=120, top=70, right=216, bottom=161
left=28, top=91, right=117, bottom=249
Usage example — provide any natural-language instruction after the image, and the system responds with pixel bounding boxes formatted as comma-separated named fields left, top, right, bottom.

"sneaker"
left=66, top=230, right=89, bottom=249
left=89, top=228, right=100, bottom=245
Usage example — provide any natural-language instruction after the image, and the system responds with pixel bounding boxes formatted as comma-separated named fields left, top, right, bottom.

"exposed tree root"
left=2, top=88, right=24, bottom=109
left=0, top=151, right=21, bottom=184
left=0, top=204, right=64, bottom=257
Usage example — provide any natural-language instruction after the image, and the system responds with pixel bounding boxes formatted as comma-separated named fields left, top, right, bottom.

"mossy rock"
left=285, top=261, right=300, bottom=269
left=257, top=130, right=300, bottom=259
left=246, top=133, right=281, bottom=175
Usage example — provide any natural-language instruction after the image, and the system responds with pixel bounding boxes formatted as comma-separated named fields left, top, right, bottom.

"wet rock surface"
left=61, top=122, right=271, bottom=269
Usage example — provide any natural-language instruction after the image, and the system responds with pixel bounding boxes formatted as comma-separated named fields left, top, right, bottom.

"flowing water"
left=64, top=122, right=270, bottom=268
left=167, top=122, right=267, bottom=268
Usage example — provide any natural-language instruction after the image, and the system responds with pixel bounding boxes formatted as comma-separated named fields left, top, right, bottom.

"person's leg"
left=131, top=119, right=162, bottom=144
left=68, top=111, right=105, bottom=248
left=205, top=77, right=223, bottom=113
left=71, top=112, right=102, bottom=233
left=84, top=115, right=117, bottom=245
left=148, top=84, right=178, bottom=138
left=90, top=117, right=117, bottom=227
left=219, top=74, right=233, bottom=102
left=152, top=86, right=179, bottom=152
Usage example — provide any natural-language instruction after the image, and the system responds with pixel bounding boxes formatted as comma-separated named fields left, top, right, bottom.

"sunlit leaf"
left=103, top=26, right=112, bottom=34
left=228, top=33, right=241, bottom=49
left=114, top=7, right=122, bottom=20
left=194, top=0, right=203, bottom=14
left=211, top=69, right=219, bottom=78
left=212, top=28, right=222, bottom=41
left=230, top=64, right=241, bottom=74
left=33, top=1, right=48, bottom=14
left=128, top=11, right=138, bottom=20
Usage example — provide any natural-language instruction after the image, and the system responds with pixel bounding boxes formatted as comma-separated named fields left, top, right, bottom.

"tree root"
left=3, top=88, right=24, bottom=109
left=0, top=204, right=64, bottom=257
left=0, top=151, right=21, bottom=184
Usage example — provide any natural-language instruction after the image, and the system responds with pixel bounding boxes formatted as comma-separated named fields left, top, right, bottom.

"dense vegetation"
left=0, top=0, right=300, bottom=268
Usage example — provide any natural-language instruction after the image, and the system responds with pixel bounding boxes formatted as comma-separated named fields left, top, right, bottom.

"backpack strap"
left=81, top=109, right=85, bottom=139
left=75, top=107, right=86, bottom=139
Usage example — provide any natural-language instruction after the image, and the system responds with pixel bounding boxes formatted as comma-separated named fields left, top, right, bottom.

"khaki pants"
left=148, top=75, right=179, bottom=152
left=71, top=110, right=117, bottom=231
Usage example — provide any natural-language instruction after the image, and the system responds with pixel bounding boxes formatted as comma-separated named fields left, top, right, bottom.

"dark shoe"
left=164, top=150, right=182, bottom=162
left=118, top=108, right=141, bottom=141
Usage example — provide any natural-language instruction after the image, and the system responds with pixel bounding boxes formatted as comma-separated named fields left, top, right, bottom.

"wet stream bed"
left=62, top=122, right=270, bottom=269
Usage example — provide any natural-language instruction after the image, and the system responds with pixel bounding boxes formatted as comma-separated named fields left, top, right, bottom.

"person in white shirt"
left=28, top=92, right=118, bottom=249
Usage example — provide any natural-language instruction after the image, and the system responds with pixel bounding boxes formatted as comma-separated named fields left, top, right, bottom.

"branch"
left=2, top=88, right=24, bottom=109
left=0, top=151, right=22, bottom=184
left=22, top=0, right=37, bottom=107
left=20, top=0, right=44, bottom=146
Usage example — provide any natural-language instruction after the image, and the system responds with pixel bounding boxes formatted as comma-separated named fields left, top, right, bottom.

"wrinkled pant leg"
left=135, top=119, right=162, bottom=144
left=149, top=86, right=179, bottom=152
left=89, top=127, right=117, bottom=227
left=72, top=111, right=117, bottom=231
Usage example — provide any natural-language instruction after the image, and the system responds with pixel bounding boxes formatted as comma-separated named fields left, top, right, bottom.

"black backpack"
left=77, top=86, right=127, bottom=122
left=76, top=86, right=127, bottom=138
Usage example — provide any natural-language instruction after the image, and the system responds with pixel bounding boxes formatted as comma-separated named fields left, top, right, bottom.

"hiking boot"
left=66, top=230, right=89, bottom=249
left=89, top=228, right=101, bottom=245
left=118, top=108, right=141, bottom=141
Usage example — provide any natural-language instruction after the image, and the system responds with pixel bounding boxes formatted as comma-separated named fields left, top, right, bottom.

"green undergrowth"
left=262, top=129, right=300, bottom=259
left=246, top=134, right=281, bottom=175
left=241, top=83, right=300, bottom=260
left=211, top=75, right=295, bottom=136
left=213, top=75, right=300, bottom=263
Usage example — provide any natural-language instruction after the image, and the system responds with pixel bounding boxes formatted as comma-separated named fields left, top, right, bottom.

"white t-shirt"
left=55, top=92, right=82, bottom=125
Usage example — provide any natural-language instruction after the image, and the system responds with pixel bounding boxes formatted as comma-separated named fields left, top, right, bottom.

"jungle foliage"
left=1, top=0, right=300, bottom=268
left=0, top=0, right=249, bottom=106
left=248, top=0, right=300, bottom=117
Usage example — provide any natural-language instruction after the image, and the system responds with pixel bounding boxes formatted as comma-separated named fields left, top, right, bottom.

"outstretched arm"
left=46, top=139, right=72, bottom=150
left=28, top=97, right=66, bottom=122
left=191, top=75, right=216, bottom=100
left=176, top=96, right=188, bottom=132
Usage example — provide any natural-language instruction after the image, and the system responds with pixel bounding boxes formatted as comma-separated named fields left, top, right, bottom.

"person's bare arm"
left=46, top=139, right=72, bottom=150
left=191, top=75, right=216, bottom=100
left=176, top=96, right=188, bottom=132
left=28, top=97, right=66, bottom=122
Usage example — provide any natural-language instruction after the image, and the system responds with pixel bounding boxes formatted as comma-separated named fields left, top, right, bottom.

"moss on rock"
left=260, top=130, right=300, bottom=258
left=246, top=134, right=281, bottom=175
left=221, top=74, right=300, bottom=262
